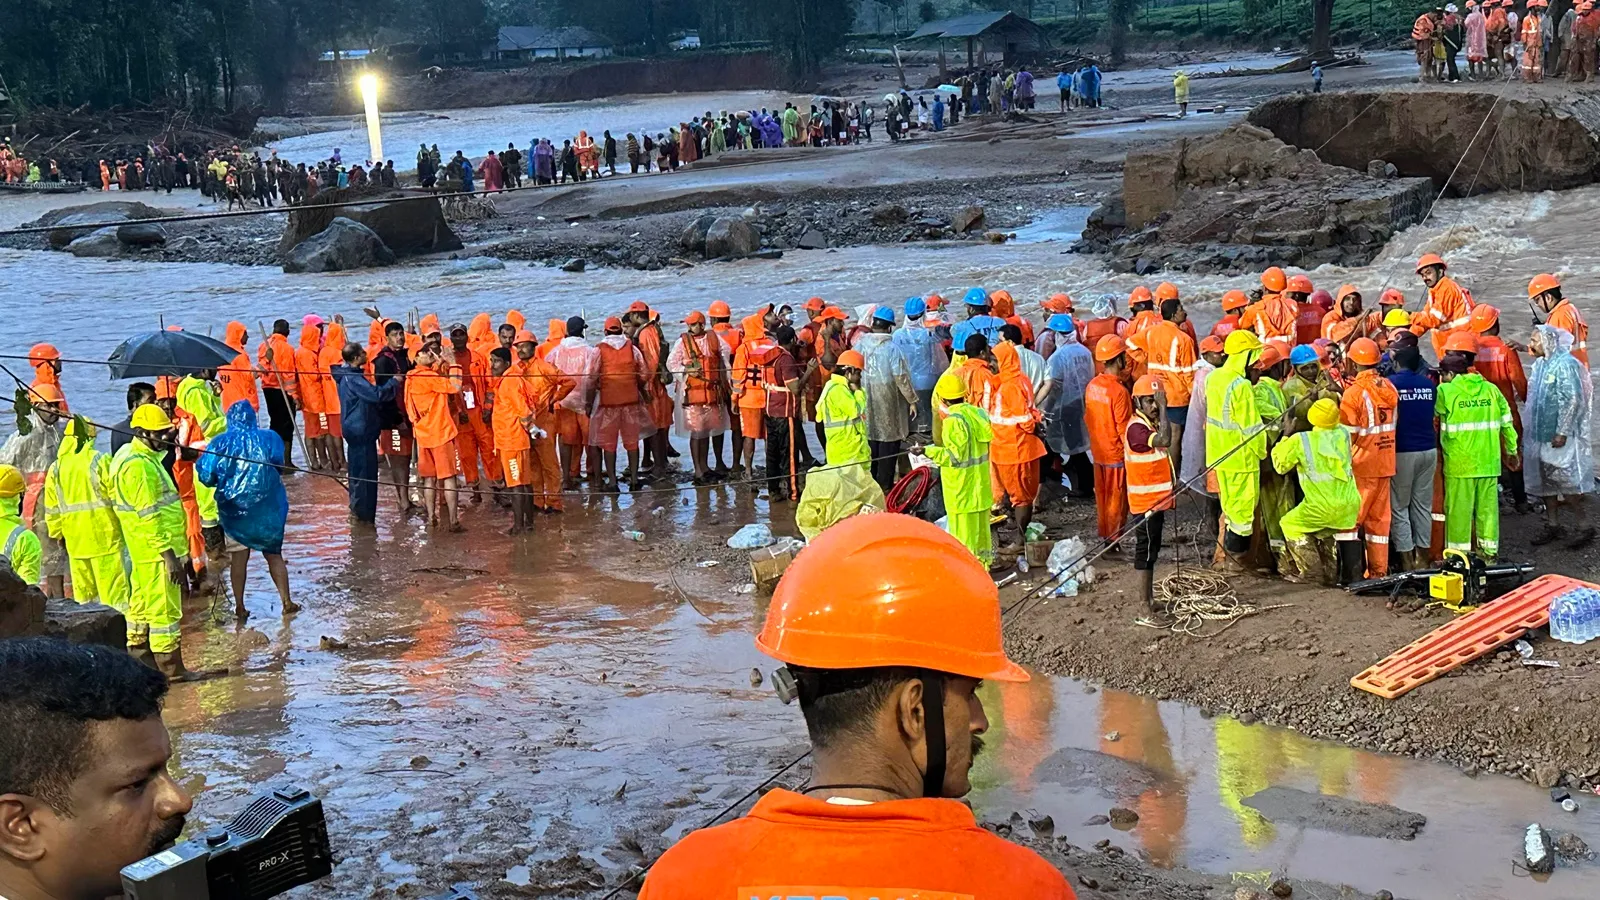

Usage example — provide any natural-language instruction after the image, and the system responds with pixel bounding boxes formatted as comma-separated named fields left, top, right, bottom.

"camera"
left=120, top=784, right=333, bottom=899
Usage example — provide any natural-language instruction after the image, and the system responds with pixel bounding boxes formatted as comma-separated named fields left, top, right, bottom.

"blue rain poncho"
left=196, top=400, right=288, bottom=554
left=891, top=321, right=947, bottom=392
left=1042, top=328, right=1093, bottom=457
left=1524, top=324, right=1594, bottom=498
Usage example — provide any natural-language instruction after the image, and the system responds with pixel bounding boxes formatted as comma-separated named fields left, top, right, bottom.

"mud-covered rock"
left=40, top=599, right=126, bottom=648
left=282, top=217, right=396, bottom=273
left=279, top=187, right=462, bottom=257
left=66, top=227, right=123, bottom=258
left=117, top=222, right=168, bottom=246
left=952, top=204, right=986, bottom=233
left=0, top=562, right=46, bottom=638
left=42, top=201, right=172, bottom=247
left=703, top=216, right=761, bottom=259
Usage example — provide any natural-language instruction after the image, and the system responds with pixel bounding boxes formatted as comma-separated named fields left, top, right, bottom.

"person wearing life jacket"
left=316, top=317, right=348, bottom=473
left=1339, top=338, right=1399, bottom=578
left=1210, top=290, right=1250, bottom=340
left=0, top=465, right=42, bottom=589
left=638, top=514, right=1075, bottom=900
left=1272, top=398, right=1362, bottom=584
left=28, top=343, right=65, bottom=411
left=1125, top=375, right=1174, bottom=613
left=731, top=308, right=782, bottom=476
left=1207, top=330, right=1270, bottom=570
left=404, top=343, right=466, bottom=531
left=1415, top=7, right=1440, bottom=78
left=1281, top=275, right=1318, bottom=345
left=915, top=374, right=995, bottom=564
left=218, top=321, right=259, bottom=413
left=0, top=382, right=67, bottom=598
left=447, top=322, right=503, bottom=505
left=1466, top=305, right=1530, bottom=514
left=625, top=302, right=678, bottom=480
left=987, top=343, right=1047, bottom=542
left=1085, top=336, right=1134, bottom=545
left=588, top=316, right=656, bottom=493
left=43, top=418, right=129, bottom=612
left=1529, top=272, right=1589, bottom=367
left=1080, top=295, right=1129, bottom=374
left=257, top=319, right=300, bottom=467
left=816, top=349, right=870, bottom=469
left=669, top=311, right=732, bottom=485
left=1240, top=268, right=1298, bottom=351
left=1410, top=253, right=1475, bottom=358
left=1140, top=296, right=1198, bottom=479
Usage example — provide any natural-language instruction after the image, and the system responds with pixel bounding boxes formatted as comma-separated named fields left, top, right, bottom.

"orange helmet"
left=708, top=300, right=732, bottom=318
left=802, top=296, right=826, bottom=312
left=154, top=376, right=180, bottom=400
left=1199, top=335, right=1226, bottom=354
left=1379, top=287, right=1406, bottom=307
left=28, top=383, right=64, bottom=404
left=925, top=293, right=945, bottom=310
left=1254, top=344, right=1285, bottom=369
left=1261, top=267, right=1288, bottom=293
left=1094, top=334, right=1128, bottom=362
left=1468, top=304, right=1500, bottom=333
left=836, top=349, right=866, bottom=369
left=28, top=343, right=60, bottom=365
left=1221, top=290, right=1250, bottom=312
left=1444, top=331, right=1479, bottom=354
left=1286, top=274, right=1314, bottom=295
left=757, top=513, right=1028, bottom=682
left=1528, top=273, right=1561, bottom=299
left=1415, top=253, right=1446, bottom=273
left=1155, top=282, right=1180, bottom=302
left=513, top=329, right=537, bottom=344
left=1043, top=293, right=1074, bottom=313
left=1128, top=286, right=1154, bottom=308
left=1132, top=375, right=1161, bottom=397
left=1347, top=338, right=1381, bottom=366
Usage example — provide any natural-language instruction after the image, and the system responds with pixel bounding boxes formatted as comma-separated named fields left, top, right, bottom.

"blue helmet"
left=963, top=287, right=989, bottom=307
left=1047, top=313, right=1075, bottom=333
left=904, top=296, right=927, bottom=318
left=1289, top=344, right=1319, bottom=366
left=873, top=306, right=897, bottom=325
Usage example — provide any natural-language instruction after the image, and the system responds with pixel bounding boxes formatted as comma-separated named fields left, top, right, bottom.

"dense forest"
left=0, top=0, right=1389, bottom=114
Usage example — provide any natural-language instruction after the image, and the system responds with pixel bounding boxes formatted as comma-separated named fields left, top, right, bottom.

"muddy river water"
left=5, top=95, right=1600, bottom=897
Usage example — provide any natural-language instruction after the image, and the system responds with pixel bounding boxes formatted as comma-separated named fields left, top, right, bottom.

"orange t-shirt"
left=492, top=361, right=534, bottom=454
left=638, top=789, right=1075, bottom=900
left=404, top=363, right=461, bottom=448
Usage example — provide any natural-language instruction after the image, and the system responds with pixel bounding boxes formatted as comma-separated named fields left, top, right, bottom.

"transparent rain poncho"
left=1042, top=330, right=1093, bottom=457
left=1524, top=324, right=1594, bottom=498
left=196, top=400, right=288, bottom=554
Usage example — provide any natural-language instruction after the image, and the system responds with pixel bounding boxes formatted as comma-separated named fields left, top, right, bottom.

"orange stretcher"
left=1351, top=574, right=1590, bottom=700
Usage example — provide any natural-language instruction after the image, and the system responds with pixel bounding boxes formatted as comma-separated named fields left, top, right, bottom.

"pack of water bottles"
left=1547, top=585, right=1600, bottom=644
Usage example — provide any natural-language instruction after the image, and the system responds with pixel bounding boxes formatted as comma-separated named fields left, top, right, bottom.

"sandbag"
left=796, top=463, right=886, bottom=540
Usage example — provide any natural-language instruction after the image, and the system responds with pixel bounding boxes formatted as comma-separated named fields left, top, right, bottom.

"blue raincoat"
left=196, top=400, right=288, bottom=555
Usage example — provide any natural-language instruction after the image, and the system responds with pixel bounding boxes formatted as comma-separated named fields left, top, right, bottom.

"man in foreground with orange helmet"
left=1528, top=272, right=1588, bottom=368
left=638, top=513, right=1075, bottom=899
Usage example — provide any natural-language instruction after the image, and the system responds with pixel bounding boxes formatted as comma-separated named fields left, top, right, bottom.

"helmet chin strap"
left=920, top=672, right=946, bottom=799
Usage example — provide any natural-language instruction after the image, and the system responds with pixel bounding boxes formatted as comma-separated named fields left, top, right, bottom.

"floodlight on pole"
left=359, top=73, right=383, bottom=163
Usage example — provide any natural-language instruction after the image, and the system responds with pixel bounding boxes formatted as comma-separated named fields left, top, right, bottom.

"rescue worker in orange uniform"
left=1139, top=296, right=1197, bottom=478
left=1378, top=287, right=1407, bottom=327
left=638, top=513, right=1075, bottom=900
left=669, top=311, right=732, bottom=484
left=1210, top=290, right=1250, bottom=339
left=1085, top=336, right=1134, bottom=545
left=1126, top=286, right=1161, bottom=338
left=1410, top=253, right=1475, bottom=358
left=516, top=332, right=574, bottom=514
left=218, top=322, right=258, bottom=412
left=1468, top=304, right=1531, bottom=513
left=626, top=301, right=676, bottom=478
left=1529, top=272, right=1589, bottom=368
left=731, top=309, right=781, bottom=476
left=1126, top=375, right=1175, bottom=614
left=158, top=377, right=206, bottom=579
left=404, top=343, right=465, bottom=531
left=987, top=343, right=1047, bottom=543
left=294, top=316, right=330, bottom=471
left=1322, top=285, right=1385, bottom=355
left=1338, top=338, right=1398, bottom=577
left=989, top=289, right=1035, bottom=347
left=316, top=317, right=347, bottom=472
left=589, top=316, right=656, bottom=492
left=1239, top=267, right=1298, bottom=350
left=1282, top=275, right=1319, bottom=345
left=1080, top=295, right=1129, bottom=374
left=28, top=344, right=65, bottom=410
left=258, top=319, right=300, bottom=467
left=535, top=318, right=566, bottom=361
left=447, top=322, right=503, bottom=504
left=708, top=300, right=744, bottom=473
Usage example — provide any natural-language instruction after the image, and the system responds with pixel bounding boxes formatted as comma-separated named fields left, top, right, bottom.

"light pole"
left=359, top=73, right=383, bottom=164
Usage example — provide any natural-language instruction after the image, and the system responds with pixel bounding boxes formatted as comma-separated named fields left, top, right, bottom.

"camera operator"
left=0, top=637, right=193, bottom=900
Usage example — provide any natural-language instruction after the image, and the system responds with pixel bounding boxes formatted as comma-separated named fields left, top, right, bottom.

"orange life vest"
left=1124, top=410, right=1174, bottom=515
left=596, top=342, right=641, bottom=408
left=680, top=333, right=724, bottom=406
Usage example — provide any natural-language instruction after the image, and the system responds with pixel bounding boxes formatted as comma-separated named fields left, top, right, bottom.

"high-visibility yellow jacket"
left=1204, top=353, right=1266, bottom=473
left=817, top=374, right=870, bottom=467
left=177, top=376, right=227, bottom=441
left=110, top=441, right=187, bottom=564
left=924, top=402, right=993, bottom=514
left=0, top=497, right=41, bottom=585
left=43, top=430, right=123, bottom=560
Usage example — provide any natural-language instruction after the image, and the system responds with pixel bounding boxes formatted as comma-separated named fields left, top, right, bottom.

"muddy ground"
left=1005, top=489, right=1600, bottom=797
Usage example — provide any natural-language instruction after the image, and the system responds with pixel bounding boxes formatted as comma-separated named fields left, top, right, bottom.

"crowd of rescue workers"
left=0, top=252, right=1591, bottom=679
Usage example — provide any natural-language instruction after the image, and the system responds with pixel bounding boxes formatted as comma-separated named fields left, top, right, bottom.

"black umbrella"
left=106, top=330, right=241, bottom=380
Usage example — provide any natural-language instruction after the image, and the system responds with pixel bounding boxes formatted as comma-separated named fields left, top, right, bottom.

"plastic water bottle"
left=1051, top=579, right=1079, bottom=598
left=1549, top=586, right=1600, bottom=644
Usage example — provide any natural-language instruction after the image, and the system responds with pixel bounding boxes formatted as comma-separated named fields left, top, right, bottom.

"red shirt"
left=765, top=349, right=802, bottom=418
left=639, top=789, right=1075, bottom=900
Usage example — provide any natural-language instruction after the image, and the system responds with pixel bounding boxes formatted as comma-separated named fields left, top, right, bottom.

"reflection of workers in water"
left=988, top=671, right=1059, bottom=792
left=1098, top=692, right=1188, bottom=867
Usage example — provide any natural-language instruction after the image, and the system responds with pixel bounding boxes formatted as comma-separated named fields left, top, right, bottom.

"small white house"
left=491, top=26, right=615, bottom=61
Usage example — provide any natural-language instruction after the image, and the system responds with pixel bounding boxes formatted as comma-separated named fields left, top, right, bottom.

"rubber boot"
left=1336, top=539, right=1367, bottom=587
left=1275, top=540, right=1303, bottom=582
left=1284, top=538, right=1322, bottom=584
left=155, top=649, right=228, bottom=683
left=129, top=642, right=156, bottom=669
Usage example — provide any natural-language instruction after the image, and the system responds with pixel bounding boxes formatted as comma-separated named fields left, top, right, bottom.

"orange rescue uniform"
left=317, top=322, right=347, bottom=438
left=1545, top=298, right=1590, bottom=368
left=1474, top=334, right=1527, bottom=437
left=986, top=344, right=1047, bottom=506
left=1340, top=370, right=1398, bottom=577
left=405, top=362, right=462, bottom=479
left=1084, top=372, right=1133, bottom=541
left=452, top=347, right=501, bottom=485
left=219, top=321, right=258, bottom=411
left=1409, top=275, right=1474, bottom=358
left=1140, top=320, right=1198, bottom=407
left=295, top=325, right=327, bottom=438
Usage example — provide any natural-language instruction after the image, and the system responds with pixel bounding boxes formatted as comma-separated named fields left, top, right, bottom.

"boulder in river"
left=703, top=216, right=761, bottom=259
left=279, top=187, right=462, bottom=258
left=951, top=205, right=986, bottom=234
left=443, top=256, right=506, bottom=273
left=678, top=213, right=717, bottom=255
left=117, top=222, right=168, bottom=247
left=66, top=227, right=123, bottom=258
left=40, top=201, right=174, bottom=248
left=282, top=217, right=396, bottom=274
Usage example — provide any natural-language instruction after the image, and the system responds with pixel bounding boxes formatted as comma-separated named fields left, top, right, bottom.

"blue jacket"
left=333, top=364, right=402, bottom=444
left=1387, top=365, right=1439, bottom=454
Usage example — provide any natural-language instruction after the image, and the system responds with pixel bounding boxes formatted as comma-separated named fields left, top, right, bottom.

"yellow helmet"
left=1382, top=308, right=1412, bottom=328
left=0, top=465, right=24, bottom=498
left=1308, top=398, right=1342, bottom=429
left=1223, top=330, right=1263, bottom=356
left=129, top=404, right=173, bottom=431
left=935, top=372, right=966, bottom=401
